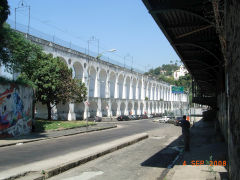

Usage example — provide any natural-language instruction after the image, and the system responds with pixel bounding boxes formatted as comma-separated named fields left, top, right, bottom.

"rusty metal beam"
left=150, top=9, right=213, bottom=25
left=175, top=43, right=221, bottom=63
left=176, top=25, right=214, bottom=39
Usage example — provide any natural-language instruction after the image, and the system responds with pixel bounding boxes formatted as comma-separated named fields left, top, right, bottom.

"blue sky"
left=7, top=0, right=179, bottom=72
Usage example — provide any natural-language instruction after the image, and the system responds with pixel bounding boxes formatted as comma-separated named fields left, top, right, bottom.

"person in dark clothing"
left=179, top=115, right=190, bottom=151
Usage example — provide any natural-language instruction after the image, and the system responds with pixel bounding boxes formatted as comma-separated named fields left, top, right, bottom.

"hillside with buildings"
left=145, top=62, right=191, bottom=92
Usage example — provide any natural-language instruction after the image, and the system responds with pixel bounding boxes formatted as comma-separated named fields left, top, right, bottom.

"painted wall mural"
left=0, top=84, right=33, bottom=137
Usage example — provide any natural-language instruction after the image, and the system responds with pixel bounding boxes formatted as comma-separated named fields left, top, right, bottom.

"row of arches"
left=72, top=100, right=173, bottom=118
left=63, top=59, right=173, bottom=101
left=35, top=99, right=188, bottom=120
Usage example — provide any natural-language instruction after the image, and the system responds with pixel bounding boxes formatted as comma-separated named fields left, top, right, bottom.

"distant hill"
left=145, top=63, right=179, bottom=77
left=145, top=62, right=191, bottom=93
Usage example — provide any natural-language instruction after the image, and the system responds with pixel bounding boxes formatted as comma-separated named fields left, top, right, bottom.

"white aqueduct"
left=27, top=35, right=188, bottom=120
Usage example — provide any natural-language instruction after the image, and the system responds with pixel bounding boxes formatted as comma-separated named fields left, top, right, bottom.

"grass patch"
left=34, top=120, right=96, bottom=132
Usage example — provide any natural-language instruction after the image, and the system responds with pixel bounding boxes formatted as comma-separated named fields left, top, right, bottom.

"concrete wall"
left=217, top=93, right=228, bottom=141
left=225, top=0, right=240, bottom=179
left=0, top=83, right=34, bottom=137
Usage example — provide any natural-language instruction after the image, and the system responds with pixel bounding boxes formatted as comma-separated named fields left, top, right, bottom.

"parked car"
left=128, top=115, right=134, bottom=120
left=133, top=115, right=140, bottom=120
left=140, top=114, right=148, bottom=119
left=117, top=115, right=129, bottom=121
left=148, top=114, right=154, bottom=118
left=152, top=113, right=159, bottom=118
left=158, top=116, right=170, bottom=123
left=94, top=116, right=102, bottom=122
left=175, top=117, right=183, bottom=126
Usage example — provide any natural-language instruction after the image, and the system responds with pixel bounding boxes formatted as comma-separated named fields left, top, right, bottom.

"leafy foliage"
left=0, top=24, right=42, bottom=73
left=146, top=63, right=179, bottom=77
left=145, top=63, right=191, bottom=92
left=175, top=73, right=192, bottom=91
left=20, top=53, right=87, bottom=119
left=1, top=23, right=87, bottom=120
left=0, top=0, right=9, bottom=26
left=0, top=0, right=10, bottom=68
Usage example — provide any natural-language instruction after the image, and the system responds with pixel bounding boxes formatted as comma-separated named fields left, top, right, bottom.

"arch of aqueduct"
left=28, top=35, right=188, bottom=120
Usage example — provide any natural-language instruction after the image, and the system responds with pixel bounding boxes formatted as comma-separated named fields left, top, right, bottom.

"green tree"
left=20, top=53, right=87, bottom=119
left=0, top=0, right=9, bottom=26
left=175, top=73, right=192, bottom=91
left=1, top=25, right=87, bottom=120
left=0, top=0, right=10, bottom=67
left=145, top=63, right=179, bottom=77
left=0, top=24, right=42, bottom=74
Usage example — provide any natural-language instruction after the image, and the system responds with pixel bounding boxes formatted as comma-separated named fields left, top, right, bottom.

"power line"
left=9, top=6, right=147, bottom=72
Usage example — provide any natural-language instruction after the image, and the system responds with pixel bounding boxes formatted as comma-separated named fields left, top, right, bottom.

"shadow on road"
left=141, top=135, right=183, bottom=168
left=141, top=119, right=229, bottom=179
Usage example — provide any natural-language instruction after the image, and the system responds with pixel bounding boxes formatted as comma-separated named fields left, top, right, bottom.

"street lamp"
left=85, top=48, right=116, bottom=125
left=96, top=49, right=117, bottom=60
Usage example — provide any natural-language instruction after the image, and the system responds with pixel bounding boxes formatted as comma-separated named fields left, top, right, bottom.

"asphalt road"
left=0, top=119, right=169, bottom=172
left=49, top=123, right=182, bottom=180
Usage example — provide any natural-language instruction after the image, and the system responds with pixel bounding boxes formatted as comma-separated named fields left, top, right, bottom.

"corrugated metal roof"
left=142, top=0, right=224, bottom=97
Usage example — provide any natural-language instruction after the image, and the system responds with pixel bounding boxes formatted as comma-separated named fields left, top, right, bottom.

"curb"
left=0, top=125, right=117, bottom=148
left=7, top=133, right=148, bottom=180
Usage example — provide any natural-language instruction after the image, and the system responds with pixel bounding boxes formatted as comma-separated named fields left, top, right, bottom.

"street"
left=0, top=120, right=182, bottom=179
left=49, top=122, right=182, bottom=180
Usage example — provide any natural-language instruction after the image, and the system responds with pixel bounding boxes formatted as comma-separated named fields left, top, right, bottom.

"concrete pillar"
left=51, top=103, right=58, bottom=120
left=116, top=100, right=121, bottom=116
left=84, top=103, right=88, bottom=120
left=95, top=71, right=100, bottom=97
left=106, top=74, right=110, bottom=98
left=143, top=101, right=147, bottom=114
left=148, top=102, right=151, bottom=115
left=115, top=78, right=119, bottom=99
left=171, top=101, right=173, bottom=111
left=156, top=86, right=158, bottom=100
left=135, top=81, right=138, bottom=100
left=164, top=87, right=167, bottom=101
left=157, top=103, right=160, bottom=113
left=124, top=101, right=128, bottom=115
left=160, top=87, right=163, bottom=100
left=82, top=70, right=86, bottom=84
left=68, top=103, right=76, bottom=120
left=97, top=98, right=102, bottom=117
left=152, top=103, right=155, bottom=114
left=154, top=86, right=157, bottom=100
left=137, top=102, right=141, bottom=115
left=123, top=78, right=126, bottom=99
left=107, top=100, right=112, bottom=117
left=158, top=86, right=160, bottom=100
left=141, top=80, right=144, bottom=100
left=129, top=79, right=133, bottom=99
left=146, top=83, right=149, bottom=99
left=161, top=102, right=164, bottom=113
left=150, top=85, right=153, bottom=100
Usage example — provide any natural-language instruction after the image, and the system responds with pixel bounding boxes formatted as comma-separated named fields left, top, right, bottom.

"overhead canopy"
left=142, top=0, right=224, bottom=98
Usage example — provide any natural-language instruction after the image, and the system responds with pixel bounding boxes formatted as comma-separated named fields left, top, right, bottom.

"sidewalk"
left=0, top=123, right=117, bottom=147
left=164, top=119, right=229, bottom=180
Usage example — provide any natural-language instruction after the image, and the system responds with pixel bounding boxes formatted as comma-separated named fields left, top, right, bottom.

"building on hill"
left=160, top=70, right=166, bottom=75
left=173, top=65, right=188, bottom=80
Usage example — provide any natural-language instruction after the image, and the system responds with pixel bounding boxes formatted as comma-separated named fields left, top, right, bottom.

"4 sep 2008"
left=183, top=160, right=227, bottom=166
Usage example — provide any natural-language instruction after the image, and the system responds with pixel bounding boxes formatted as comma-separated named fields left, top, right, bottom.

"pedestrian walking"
left=179, top=115, right=190, bottom=151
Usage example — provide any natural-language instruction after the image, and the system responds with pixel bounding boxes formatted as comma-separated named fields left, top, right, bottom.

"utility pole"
left=15, top=0, right=31, bottom=34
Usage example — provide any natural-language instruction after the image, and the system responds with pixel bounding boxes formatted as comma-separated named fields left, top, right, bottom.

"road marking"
left=150, top=136, right=166, bottom=139
left=64, top=171, right=104, bottom=180
left=16, top=143, right=23, bottom=146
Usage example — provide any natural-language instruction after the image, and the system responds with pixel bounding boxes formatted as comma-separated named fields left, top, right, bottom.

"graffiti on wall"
left=0, top=84, right=33, bottom=137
